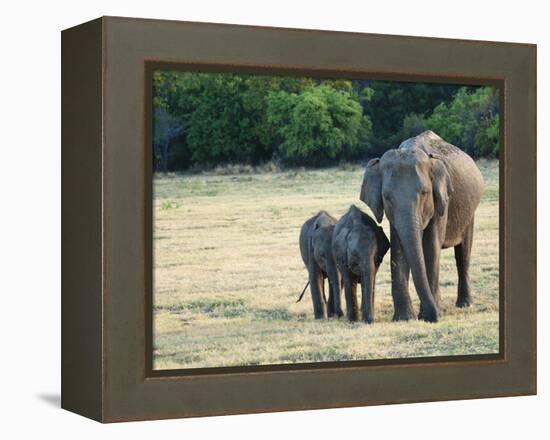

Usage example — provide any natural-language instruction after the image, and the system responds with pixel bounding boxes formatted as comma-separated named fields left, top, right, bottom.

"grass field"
left=153, top=159, right=499, bottom=369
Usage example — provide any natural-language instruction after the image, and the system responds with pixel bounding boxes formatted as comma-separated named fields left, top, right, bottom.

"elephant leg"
left=309, top=266, right=327, bottom=319
left=332, top=283, right=344, bottom=318
left=327, top=262, right=343, bottom=318
left=455, top=219, right=474, bottom=307
left=342, top=271, right=359, bottom=322
left=422, top=219, right=443, bottom=317
left=332, top=281, right=344, bottom=318
left=390, top=226, right=416, bottom=321
left=360, top=270, right=374, bottom=324
left=327, top=281, right=335, bottom=317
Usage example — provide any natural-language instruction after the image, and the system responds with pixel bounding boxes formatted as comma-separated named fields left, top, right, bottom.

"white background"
left=0, top=0, right=546, bottom=437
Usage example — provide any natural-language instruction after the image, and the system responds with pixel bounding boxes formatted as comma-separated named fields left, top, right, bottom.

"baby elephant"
left=333, top=205, right=390, bottom=323
left=299, top=211, right=343, bottom=319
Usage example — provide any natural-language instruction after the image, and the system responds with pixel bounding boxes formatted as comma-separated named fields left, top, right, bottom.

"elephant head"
left=332, top=205, right=390, bottom=322
left=359, top=148, right=452, bottom=321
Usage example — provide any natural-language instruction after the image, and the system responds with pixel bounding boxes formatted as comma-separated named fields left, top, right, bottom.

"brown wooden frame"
left=62, top=16, right=536, bottom=422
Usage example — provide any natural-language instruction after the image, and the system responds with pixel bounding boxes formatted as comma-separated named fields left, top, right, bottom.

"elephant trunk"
left=395, top=217, right=439, bottom=322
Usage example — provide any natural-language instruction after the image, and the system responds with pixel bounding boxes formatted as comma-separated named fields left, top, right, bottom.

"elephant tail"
left=296, top=281, right=310, bottom=303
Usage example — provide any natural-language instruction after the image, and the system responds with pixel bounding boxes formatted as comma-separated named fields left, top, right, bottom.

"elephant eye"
left=420, top=188, right=430, bottom=196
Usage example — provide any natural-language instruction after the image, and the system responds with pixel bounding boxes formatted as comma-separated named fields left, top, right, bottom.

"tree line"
left=153, top=71, right=500, bottom=172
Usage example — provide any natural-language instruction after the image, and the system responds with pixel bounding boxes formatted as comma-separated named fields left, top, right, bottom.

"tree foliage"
left=400, top=87, right=500, bottom=158
left=153, top=108, right=186, bottom=172
left=426, top=87, right=500, bottom=157
left=266, top=85, right=368, bottom=165
left=360, top=81, right=467, bottom=153
left=152, top=71, right=499, bottom=171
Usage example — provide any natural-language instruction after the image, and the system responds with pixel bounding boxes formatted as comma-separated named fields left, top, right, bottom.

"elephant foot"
left=346, top=313, right=359, bottom=322
left=456, top=296, right=472, bottom=308
left=393, top=315, right=415, bottom=322
left=392, top=308, right=416, bottom=322
left=328, top=307, right=344, bottom=318
left=313, top=309, right=328, bottom=320
left=313, top=303, right=328, bottom=319
left=418, top=304, right=439, bottom=323
left=362, top=315, right=374, bottom=324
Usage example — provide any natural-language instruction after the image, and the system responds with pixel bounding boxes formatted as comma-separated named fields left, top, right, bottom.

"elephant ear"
left=360, top=158, right=384, bottom=223
left=375, top=225, right=390, bottom=265
left=430, top=155, right=453, bottom=217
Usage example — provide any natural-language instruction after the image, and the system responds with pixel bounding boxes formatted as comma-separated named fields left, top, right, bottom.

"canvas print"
left=152, top=71, right=500, bottom=370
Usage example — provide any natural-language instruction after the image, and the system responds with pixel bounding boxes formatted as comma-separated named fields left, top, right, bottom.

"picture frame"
left=61, top=16, right=536, bottom=422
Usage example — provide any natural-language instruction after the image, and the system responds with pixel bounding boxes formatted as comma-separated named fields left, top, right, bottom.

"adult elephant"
left=360, top=131, right=484, bottom=322
left=299, top=211, right=343, bottom=319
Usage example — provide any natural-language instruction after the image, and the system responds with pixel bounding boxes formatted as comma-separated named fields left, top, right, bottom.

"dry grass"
left=153, top=159, right=499, bottom=369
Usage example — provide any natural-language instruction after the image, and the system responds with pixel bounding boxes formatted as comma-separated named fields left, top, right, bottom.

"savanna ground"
left=153, top=160, right=499, bottom=369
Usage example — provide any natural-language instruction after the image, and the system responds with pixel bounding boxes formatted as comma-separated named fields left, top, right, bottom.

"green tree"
left=152, top=71, right=203, bottom=170
left=152, top=71, right=499, bottom=172
left=153, top=108, right=186, bottom=172
left=360, top=81, right=466, bottom=153
left=152, top=71, right=327, bottom=168
left=426, top=86, right=499, bottom=157
left=266, top=84, right=371, bottom=164
left=184, top=74, right=263, bottom=164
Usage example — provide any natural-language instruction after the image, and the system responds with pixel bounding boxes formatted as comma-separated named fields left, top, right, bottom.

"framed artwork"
left=62, top=16, right=536, bottom=422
